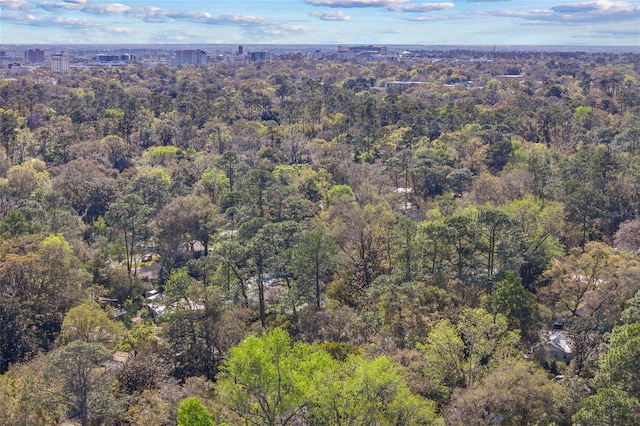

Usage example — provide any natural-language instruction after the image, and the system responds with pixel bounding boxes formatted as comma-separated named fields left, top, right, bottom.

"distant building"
left=141, top=59, right=167, bottom=67
left=383, top=81, right=428, bottom=92
left=307, top=50, right=335, bottom=60
left=547, top=330, right=574, bottom=363
left=249, top=51, right=272, bottom=61
left=50, top=53, right=69, bottom=73
left=337, top=45, right=388, bottom=61
left=219, top=53, right=247, bottom=62
left=95, top=53, right=137, bottom=63
left=6, top=63, right=24, bottom=76
left=174, top=49, right=207, bottom=66
left=25, top=49, right=45, bottom=63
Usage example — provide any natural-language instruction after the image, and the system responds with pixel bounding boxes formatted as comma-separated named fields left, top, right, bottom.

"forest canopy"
left=1, top=49, right=640, bottom=425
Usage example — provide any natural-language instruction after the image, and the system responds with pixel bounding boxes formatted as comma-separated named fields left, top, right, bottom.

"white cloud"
left=91, top=3, right=131, bottom=14
left=50, top=15, right=93, bottom=27
left=306, top=0, right=454, bottom=13
left=591, top=29, right=640, bottom=38
left=109, top=26, right=134, bottom=34
left=4, top=12, right=94, bottom=28
left=37, top=1, right=81, bottom=11
left=137, top=7, right=276, bottom=27
left=402, top=14, right=451, bottom=21
left=310, top=10, right=352, bottom=20
left=2, top=12, right=36, bottom=22
left=491, top=1, right=640, bottom=24
left=35, top=1, right=283, bottom=28
left=11, top=0, right=311, bottom=42
left=388, top=2, right=454, bottom=12
left=4, top=8, right=137, bottom=36
left=37, top=1, right=132, bottom=14
left=136, top=5, right=308, bottom=40
left=551, top=0, right=633, bottom=13
left=0, top=0, right=32, bottom=10
left=306, top=0, right=408, bottom=8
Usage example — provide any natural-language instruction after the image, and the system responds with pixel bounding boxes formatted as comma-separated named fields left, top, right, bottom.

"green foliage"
left=142, top=146, right=181, bottom=166
left=573, top=388, right=640, bottom=426
left=0, top=233, right=90, bottom=373
left=312, top=355, right=442, bottom=425
left=511, top=139, right=527, bottom=163
left=60, top=300, right=124, bottom=345
left=596, top=323, right=640, bottom=398
left=318, top=341, right=360, bottom=361
left=292, top=229, right=338, bottom=308
left=6, top=159, right=50, bottom=198
left=326, top=184, right=355, bottom=202
left=177, top=397, right=214, bottom=426
left=417, top=319, right=466, bottom=396
left=217, top=328, right=335, bottom=425
left=574, top=105, right=593, bottom=116
left=483, top=271, right=544, bottom=342
left=155, top=194, right=216, bottom=269
left=621, top=289, right=640, bottom=324
left=45, top=340, right=126, bottom=426
left=117, top=320, right=156, bottom=354
left=0, top=107, right=21, bottom=159
left=446, top=359, right=565, bottom=426
left=0, top=210, right=38, bottom=238
left=105, top=193, right=151, bottom=280
left=105, top=108, right=124, bottom=119
left=272, top=164, right=309, bottom=181
left=40, top=233, right=71, bottom=255
left=541, top=241, right=640, bottom=328
left=504, top=196, right=564, bottom=286
left=218, top=328, right=441, bottom=425
left=2, top=52, right=640, bottom=424
left=418, top=308, right=519, bottom=400
left=164, top=268, right=197, bottom=304
left=128, top=166, right=172, bottom=211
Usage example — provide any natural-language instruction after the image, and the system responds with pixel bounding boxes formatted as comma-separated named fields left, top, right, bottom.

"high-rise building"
left=50, top=53, right=69, bottom=73
left=249, top=51, right=272, bottom=61
left=337, top=45, right=387, bottom=61
left=25, top=49, right=45, bottom=63
left=7, top=63, right=24, bottom=76
left=95, top=53, right=137, bottom=63
left=174, top=49, right=206, bottom=66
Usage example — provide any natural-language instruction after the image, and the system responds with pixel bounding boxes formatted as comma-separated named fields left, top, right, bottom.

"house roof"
left=548, top=330, right=573, bottom=354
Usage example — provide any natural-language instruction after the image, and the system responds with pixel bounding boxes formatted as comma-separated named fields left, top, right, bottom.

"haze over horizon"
left=1, top=0, right=639, bottom=47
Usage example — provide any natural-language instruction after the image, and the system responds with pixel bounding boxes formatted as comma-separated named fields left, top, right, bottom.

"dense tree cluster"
left=1, top=49, right=640, bottom=424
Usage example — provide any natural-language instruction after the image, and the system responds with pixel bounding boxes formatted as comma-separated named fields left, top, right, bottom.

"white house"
left=547, top=330, right=574, bottom=363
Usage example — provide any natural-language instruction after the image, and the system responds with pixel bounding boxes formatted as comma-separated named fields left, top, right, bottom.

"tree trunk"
left=315, top=258, right=321, bottom=309
left=258, top=255, right=266, bottom=327
left=81, top=385, right=88, bottom=426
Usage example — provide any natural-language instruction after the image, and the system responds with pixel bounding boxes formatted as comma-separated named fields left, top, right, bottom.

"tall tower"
left=175, top=49, right=206, bottom=66
left=51, top=53, right=69, bottom=73
left=25, top=49, right=45, bottom=63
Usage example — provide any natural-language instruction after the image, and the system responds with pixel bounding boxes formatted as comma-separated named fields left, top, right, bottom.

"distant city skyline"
left=1, top=0, right=639, bottom=46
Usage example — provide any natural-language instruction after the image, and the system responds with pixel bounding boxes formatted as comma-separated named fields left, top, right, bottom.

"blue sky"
left=1, top=0, right=639, bottom=45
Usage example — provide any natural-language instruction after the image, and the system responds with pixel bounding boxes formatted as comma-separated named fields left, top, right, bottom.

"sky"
left=0, top=0, right=639, bottom=46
